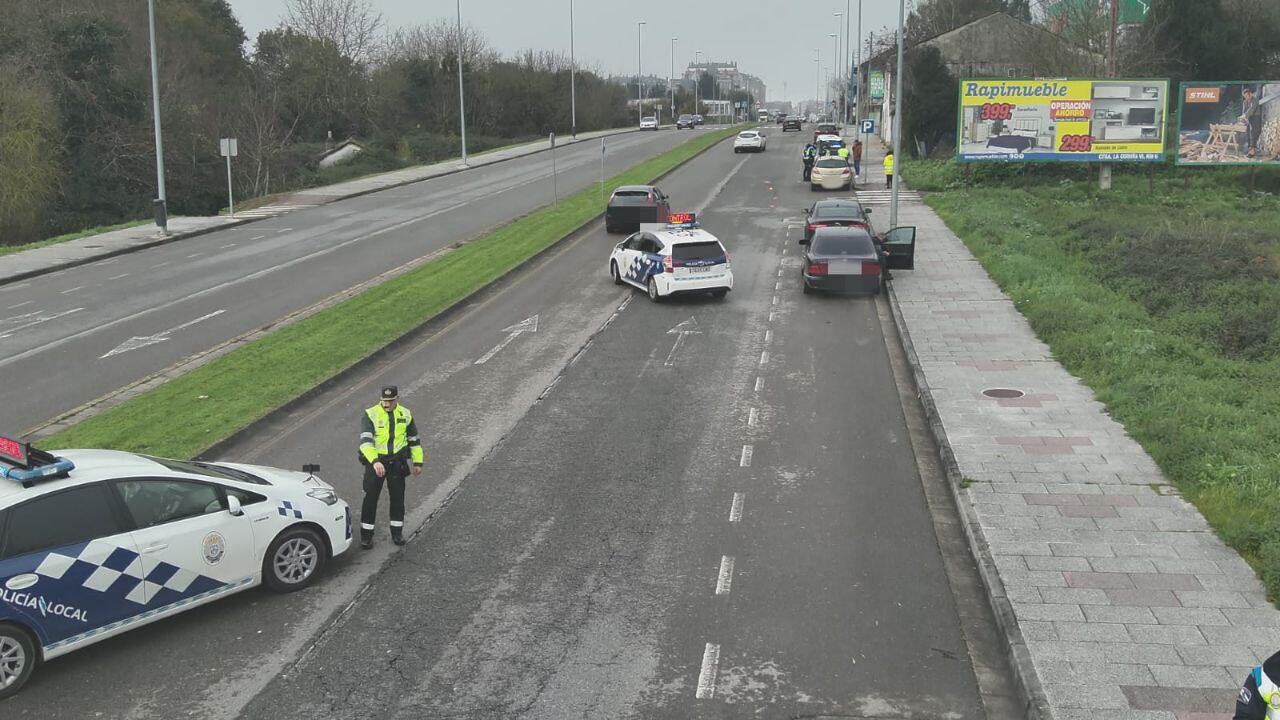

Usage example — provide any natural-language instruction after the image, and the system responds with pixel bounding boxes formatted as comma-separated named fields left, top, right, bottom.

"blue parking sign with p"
left=860, top=119, right=875, bottom=134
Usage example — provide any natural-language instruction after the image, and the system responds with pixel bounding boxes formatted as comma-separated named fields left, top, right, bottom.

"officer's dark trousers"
left=361, top=463, right=407, bottom=531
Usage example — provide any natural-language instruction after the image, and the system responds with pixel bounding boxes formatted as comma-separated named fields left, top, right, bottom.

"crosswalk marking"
left=232, top=202, right=319, bottom=219
left=854, top=189, right=922, bottom=205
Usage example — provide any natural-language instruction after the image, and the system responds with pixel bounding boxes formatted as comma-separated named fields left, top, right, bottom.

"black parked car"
left=605, top=185, right=672, bottom=233
left=676, top=114, right=696, bottom=129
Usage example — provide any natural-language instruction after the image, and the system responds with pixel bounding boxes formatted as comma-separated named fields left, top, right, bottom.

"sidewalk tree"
left=903, top=46, right=959, bottom=157
left=0, top=66, right=58, bottom=245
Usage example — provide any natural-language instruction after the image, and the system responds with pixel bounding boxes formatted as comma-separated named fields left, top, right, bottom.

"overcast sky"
left=225, top=0, right=904, bottom=103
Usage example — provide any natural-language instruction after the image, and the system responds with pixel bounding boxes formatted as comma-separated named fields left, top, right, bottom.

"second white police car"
left=0, top=437, right=352, bottom=698
left=607, top=213, right=733, bottom=302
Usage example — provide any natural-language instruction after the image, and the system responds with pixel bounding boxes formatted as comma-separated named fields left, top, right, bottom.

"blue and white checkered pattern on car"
left=278, top=500, right=303, bottom=519
left=34, top=539, right=218, bottom=606
left=626, top=253, right=662, bottom=284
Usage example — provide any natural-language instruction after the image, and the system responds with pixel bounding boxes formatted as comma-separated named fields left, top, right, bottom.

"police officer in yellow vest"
left=883, top=149, right=895, bottom=190
left=1235, top=651, right=1280, bottom=719
left=358, top=386, right=424, bottom=548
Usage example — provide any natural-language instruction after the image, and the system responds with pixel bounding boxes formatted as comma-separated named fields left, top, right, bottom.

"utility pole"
left=456, top=0, right=468, bottom=165
left=890, top=0, right=906, bottom=229
left=670, top=37, right=678, bottom=120
left=146, top=0, right=167, bottom=232
left=834, top=14, right=843, bottom=127
left=845, top=0, right=852, bottom=136
left=814, top=48, right=820, bottom=119
left=570, top=0, right=576, bottom=138
left=1101, top=0, right=1119, bottom=190
left=637, top=21, right=646, bottom=126
left=694, top=50, right=702, bottom=117
left=856, top=0, right=863, bottom=152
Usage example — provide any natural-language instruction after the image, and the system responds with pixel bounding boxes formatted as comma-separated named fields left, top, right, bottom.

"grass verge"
left=44, top=126, right=741, bottom=459
left=903, top=158, right=1280, bottom=599
left=0, top=220, right=151, bottom=257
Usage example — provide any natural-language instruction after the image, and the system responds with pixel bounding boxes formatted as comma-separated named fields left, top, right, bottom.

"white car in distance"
left=733, top=130, right=766, bottom=153
left=639, top=116, right=659, bottom=130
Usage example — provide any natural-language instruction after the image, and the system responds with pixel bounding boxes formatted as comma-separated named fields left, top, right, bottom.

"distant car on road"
left=803, top=198, right=872, bottom=242
left=799, top=226, right=884, bottom=296
left=692, top=114, right=705, bottom=125
left=813, top=122, right=839, bottom=141
left=608, top=214, right=732, bottom=302
left=810, top=157, right=853, bottom=191
left=639, top=116, right=658, bottom=130
left=782, top=116, right=803, bottom=132
left=0, top=439, right=351, bottom=699
left=676, top=114, right=696, bottom=129
left=605, top=185, right=671, bottom=233
left=733, top=130, right=767, bottom=153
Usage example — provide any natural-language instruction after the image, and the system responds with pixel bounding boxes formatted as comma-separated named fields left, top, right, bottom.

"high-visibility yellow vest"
left=359, top=404, right=424, bottom=465
left=1256, top=666, right=1280, bottom=718
left=884, top=154, right=895, bottom=174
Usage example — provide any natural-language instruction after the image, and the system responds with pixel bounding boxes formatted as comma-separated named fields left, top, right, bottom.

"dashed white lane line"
left=187, top=252, right=203, bottom=259
left=759, top=350, right=769, bottom=367
left=764, top=330, right=772, bottom=343
left=152, top=261, right=170, bottom=269
left=275, top=228, right=293, bottom=234
left=220, top=243, right=237, bottom=249
left=774, top=281, right=781, bottom=291
left=768, top=311, right=776, bottom=323
left=696, top=643, right=721, bottom=699
left=60, top=286, right=83, bottom=295
left=729, top=492, right=745, bottom=522
left=250, top=235, right=266, bottom=241
left=715, top=556, right=736, bottom=595
left=747, top=407, right=758, bottom=428
left=108, top=273, right=129, bottom=280
left=777, top=268, right=784, bottom=277
left=771, top=295, right=778, bottom=305
left=0, top=282, right=32, bottom=293
left=739, top=444, right=753, bottom=468
left=7, top=301, right=33, bottom=310
left=754, top=376, right=763, bottom=393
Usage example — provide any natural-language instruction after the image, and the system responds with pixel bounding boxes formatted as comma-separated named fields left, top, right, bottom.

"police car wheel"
left=263, top=527, right=327, bottom=593
left=711, top=288, right=728, bottom=299
left=611, top=261, right=623, bottom=285
left=0, top=624, right=36, bottom=699
left=647, top=277, right=662, bottom=302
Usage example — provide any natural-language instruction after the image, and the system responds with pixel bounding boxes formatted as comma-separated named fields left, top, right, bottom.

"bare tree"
left=283, top=0, right=383, bottom=62
left=0, top=66, right=59, bottom=245
left=380, top=20, right=495, bottom=68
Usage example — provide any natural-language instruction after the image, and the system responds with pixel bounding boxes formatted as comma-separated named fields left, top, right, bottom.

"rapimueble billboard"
left=957, top=78, right=1169, bottom=162
left=1177, top=82, right=1280, bottom=165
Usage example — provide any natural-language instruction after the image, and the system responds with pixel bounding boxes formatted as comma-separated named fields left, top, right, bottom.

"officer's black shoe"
left=391, top=527, right=406, bottom=546
left=360, top=529, right=374, bottom=550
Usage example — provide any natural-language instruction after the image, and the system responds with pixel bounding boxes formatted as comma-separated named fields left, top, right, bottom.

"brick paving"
left=862, top=141, right=1272, bottom=720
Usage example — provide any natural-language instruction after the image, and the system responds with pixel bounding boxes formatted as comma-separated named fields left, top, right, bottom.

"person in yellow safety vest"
left=358, top=385, right=424, bottom=548
left=1235, top=651, right=1280, bottom=719
left=837, top=145, right=850, bottom=161
left=883, top=149, right=895, bottom=190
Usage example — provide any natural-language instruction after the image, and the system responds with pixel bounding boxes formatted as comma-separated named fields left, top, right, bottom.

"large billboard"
left=1177, top=82, right=1280, bottom=165
left=957, top=78, right=1169, bottom=162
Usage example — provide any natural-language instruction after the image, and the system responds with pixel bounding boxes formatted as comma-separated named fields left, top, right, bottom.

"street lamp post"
left=456, top=0, right=468, bottom=165
left=829, top=33, right=839, bottom=118
left=146, top=0, right=167, bottom=232
left=833, top=14, right=843, bottom=128
left=694, top=50, right=702, bottom=117
left=814, top=49, right=820, bottom=119
left=570, top=0, right=576, bottom=138
left=670, top=37, right=678, bottom=120
left=637, top=21, right=646, bottom=127
left=856, top=0, right=863, bottom=151
left=890, top=0, right=906, bottom=228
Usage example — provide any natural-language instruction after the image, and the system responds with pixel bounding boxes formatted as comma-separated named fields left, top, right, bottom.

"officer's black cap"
left=380, top=385, right=398, bottom=400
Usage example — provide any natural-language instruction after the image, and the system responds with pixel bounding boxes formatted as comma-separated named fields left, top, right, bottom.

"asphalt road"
left=0, top=128, right=696, bottom=436
left=2, top=127, right=1019, bottom=719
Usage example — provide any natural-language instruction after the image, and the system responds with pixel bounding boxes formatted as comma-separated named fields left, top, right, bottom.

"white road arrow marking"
left=99, top=309, right=226, bottom=359
left=664, top=317, right=702, bottom=366
left=0, top=308, right=84, bottom=339
left=474, top=314, right=539, bottom=365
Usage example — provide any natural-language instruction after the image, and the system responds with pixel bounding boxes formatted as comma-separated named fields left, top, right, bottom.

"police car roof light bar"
left=0, top=436, right=75, bottom=487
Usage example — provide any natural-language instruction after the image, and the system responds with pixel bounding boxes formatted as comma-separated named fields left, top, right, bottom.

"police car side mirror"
left=227, top=495, right=244, bottom=517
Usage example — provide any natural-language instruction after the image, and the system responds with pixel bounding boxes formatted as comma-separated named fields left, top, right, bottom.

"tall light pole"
left=814, top=49, right=820, bottom=119
left=829, top=33, right=839, bottom=118
left=569, top=0, right=576, bottom=138
left=670, top=37, right=678, bottom=120
left=856, top=0, right=863, bottom=148
left=890, top=0, right=906, bottom=228
left=829, top=13, right=839, bottom=124
left=456, top=0, right=468, bottom=165
left=146, top=0, right=167, bottom=232
left=637, top=20, right=646, bottom=126
left=694, top=50, right=702, bottom=116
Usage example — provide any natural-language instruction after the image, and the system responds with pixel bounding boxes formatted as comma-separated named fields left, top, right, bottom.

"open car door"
left=883, top=226, right=916, bottom=270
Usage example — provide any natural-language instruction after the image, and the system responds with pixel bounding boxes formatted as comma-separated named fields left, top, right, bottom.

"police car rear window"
left=2, top=484, right=122, bottom=559
left=672, top=241, right=724, bottom=261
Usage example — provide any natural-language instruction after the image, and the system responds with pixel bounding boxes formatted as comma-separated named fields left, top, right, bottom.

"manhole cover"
left=982, top=388, right=1024, bottom=399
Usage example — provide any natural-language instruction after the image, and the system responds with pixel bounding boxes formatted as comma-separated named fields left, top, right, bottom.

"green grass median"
left=45, top=126, right=741, bottom=458
left=904, top=159, right=1280, bottom=599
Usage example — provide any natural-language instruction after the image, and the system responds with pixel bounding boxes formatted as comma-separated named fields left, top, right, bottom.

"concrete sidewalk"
left=0, top=126, right=639, bottom=286
left=859, top=141, right=1269, bottom=720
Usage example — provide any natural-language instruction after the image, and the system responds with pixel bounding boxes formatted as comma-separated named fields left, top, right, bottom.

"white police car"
left=0, top=438, right=352, bottom=698
left=607, top=213, right=733, bottom=302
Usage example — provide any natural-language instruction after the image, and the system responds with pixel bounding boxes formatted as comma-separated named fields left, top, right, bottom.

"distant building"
left=318, top=139, right=367, bottom=169
left=683, top=61, right=767, bottom=103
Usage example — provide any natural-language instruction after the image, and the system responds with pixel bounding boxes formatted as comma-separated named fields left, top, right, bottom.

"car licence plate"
left=688, top=266, right=711, bottom=273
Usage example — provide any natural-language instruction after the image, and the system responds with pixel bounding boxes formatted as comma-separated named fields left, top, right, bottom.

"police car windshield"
left=672, top=241, right=723, bottom=261
left=143, top=456, right=269, bottom=485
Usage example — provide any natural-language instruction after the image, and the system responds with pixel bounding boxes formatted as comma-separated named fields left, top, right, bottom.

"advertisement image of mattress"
left=986, top=135, right=1037, bottom=152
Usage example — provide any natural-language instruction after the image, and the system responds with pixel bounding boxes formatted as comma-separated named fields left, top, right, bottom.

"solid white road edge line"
left=696, top=643, right=721, bottom=699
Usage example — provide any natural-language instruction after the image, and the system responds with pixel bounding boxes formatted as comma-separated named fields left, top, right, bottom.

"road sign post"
left=600, top=138, right=606, bottom=204
left=219, top=138, right=238, bottom=217
left=860, top=119, right=875, bottom=134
